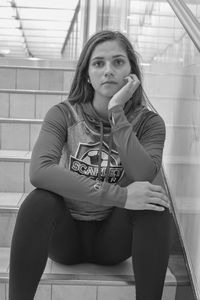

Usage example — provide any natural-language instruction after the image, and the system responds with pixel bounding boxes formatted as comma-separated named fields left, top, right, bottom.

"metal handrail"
left=61, top=0, right=81, bottom=55
left=167, top=0, right=200, bottom=52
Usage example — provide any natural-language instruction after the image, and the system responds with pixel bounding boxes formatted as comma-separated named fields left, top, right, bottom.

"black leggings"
left=9, top=188, right=171, bottom=300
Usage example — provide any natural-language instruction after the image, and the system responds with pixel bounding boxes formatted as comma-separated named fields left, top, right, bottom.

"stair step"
left=1, top=117, right=200, bottom=156
left=0, top=247, right=194, bottom=300
left=0, top=193, right=26, bottom=247
left=0, top=192, right=24, bottom=211
left=0, top=88, right=197, bottom=125
left=0, top=150, right=31, bottom=162
left=0, top=67, right=75, bottom=91
left=0, top=150, right=199, bottom=199
left=0, top=118, right=42, bottom=151
left=0, top=150, right=32, bottom=193
left=0, top=64, right=196, bottom=97
left=0, top=192, right=196, bottom=252
left=0, top=91, right=66, bottom=119
left=1, top=193, right=198, bottom=214
left=0, top=192, right=179, bottom=249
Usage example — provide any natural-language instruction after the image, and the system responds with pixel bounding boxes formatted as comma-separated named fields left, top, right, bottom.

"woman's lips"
left=102, top=81, right=117, bottom=85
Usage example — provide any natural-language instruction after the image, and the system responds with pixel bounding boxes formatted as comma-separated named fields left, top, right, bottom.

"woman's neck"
left=92, top=94, right=110, bottom=121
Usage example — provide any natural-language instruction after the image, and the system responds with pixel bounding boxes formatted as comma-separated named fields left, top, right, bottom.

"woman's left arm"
left=108, top=105, right=166, bottom=182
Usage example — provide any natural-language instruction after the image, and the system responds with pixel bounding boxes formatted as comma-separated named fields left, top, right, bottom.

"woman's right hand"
left=125, top=181, right=170, bottom=211
left=108, top=74, right=140, bottom=111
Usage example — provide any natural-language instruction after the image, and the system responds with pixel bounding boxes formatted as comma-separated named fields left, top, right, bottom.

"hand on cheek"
left=108, top=74, right=140, bottom=110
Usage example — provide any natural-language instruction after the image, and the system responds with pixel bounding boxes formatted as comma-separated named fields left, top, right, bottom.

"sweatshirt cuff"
left=108, top=105, right=130, bottom=131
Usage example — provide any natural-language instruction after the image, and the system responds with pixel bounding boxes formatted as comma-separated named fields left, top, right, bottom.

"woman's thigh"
left=12, top=188, right=82, bottom=265
left=48, top=206, right=83, bottom=265
left=93, top=208, right=133, bottom=265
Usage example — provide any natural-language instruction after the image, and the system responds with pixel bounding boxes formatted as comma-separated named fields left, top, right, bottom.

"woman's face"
left=88, top=40, right=131, bottom=99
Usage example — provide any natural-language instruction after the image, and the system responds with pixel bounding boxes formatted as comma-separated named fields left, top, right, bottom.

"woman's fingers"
left=145, top=204, right=165, bottom=212
left=126, top=74, right=140, bottom=91
left=146, top=184, right=170, bottom=209
left=108, top=74, right=140, bottom=109
left=148, top=197, right=170, bottom=209
left=148, top=182, right=165, bottom=192
left=148, top=190, right=168, bottom=202
left=125, top=181, right=171, bottom=212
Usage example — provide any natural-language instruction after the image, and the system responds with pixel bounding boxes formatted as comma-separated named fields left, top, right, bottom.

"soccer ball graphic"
left=81, top=150, right=116, bottom=167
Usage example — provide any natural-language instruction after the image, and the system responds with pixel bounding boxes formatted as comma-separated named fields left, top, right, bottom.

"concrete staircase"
left=0, top=62, right=195, bottom=300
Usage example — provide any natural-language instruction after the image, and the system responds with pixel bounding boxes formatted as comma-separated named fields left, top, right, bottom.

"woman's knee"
left=132, top=208, right=170, bottom=225
left=132, top=208, right=171, bottom=247
left=17, top=189, right=65, bottom=224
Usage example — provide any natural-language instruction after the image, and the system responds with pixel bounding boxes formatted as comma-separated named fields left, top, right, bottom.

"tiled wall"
left=0, top=92, right=65, bottom=119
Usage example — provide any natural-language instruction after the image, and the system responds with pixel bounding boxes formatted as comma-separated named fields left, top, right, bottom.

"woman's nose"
left=104, top=62, right=113, bottom=77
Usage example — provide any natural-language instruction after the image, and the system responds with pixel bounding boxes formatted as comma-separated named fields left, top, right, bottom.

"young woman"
left=9, top=30, right=171, bottom=300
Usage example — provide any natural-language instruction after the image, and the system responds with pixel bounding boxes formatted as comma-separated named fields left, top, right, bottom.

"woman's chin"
left=102, top=90, right=118, bottom=99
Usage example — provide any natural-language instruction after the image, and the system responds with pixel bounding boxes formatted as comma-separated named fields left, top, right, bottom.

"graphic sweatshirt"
left=30, top=99, right=166, bottom=220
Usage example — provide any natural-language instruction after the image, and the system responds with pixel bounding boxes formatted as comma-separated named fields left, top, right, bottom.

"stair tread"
left=0, top=150, right=31, bottom=161
left=0, top=247, right=189, bottom=286
left=0, top=192, right=24, bottom=208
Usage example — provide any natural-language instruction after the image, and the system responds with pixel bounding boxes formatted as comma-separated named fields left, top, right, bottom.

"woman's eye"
left=114, top=59, right=124, bottom=66
left=92, top=61, right=104, bottom=67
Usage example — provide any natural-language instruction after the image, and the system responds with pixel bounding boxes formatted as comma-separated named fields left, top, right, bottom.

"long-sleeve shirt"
left=30, top=100, right=166, bottom=220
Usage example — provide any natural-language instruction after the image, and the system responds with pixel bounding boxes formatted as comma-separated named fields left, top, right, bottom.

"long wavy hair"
left=68, top=30, right=144, bottom=110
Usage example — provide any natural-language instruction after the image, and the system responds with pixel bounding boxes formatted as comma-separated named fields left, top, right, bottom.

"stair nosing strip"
left=0, top=273, right=186, bottom=286
left=0, top=206, right=19, bottom=213
left=0, top=252, right=189, bottom=286
left=0, top=118, right=43, bottom=124
left=0, top=88, right=69, bottom=95
left=0, top=65, right=76, bottom=71
left=0, top=157, right=30, bottom=162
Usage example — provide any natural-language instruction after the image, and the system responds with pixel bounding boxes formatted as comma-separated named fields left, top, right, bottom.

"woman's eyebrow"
left=91, top=54, right=127, bottom=61
left=91, top=56, right=104, bottom=61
